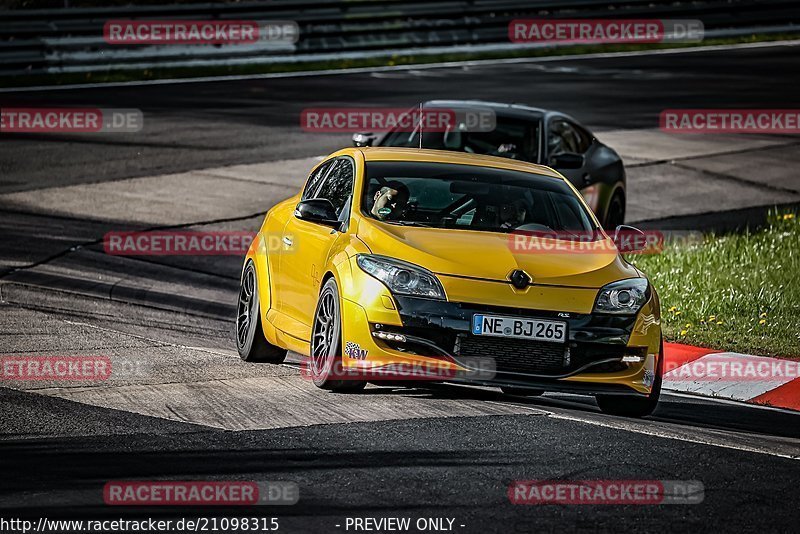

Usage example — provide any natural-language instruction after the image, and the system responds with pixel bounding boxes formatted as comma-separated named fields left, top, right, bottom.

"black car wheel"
left=237, top=261, right=287, bottom=363
left=603, top=190, right=625, bottom=230
left=310, top=278, right=366, bottom=392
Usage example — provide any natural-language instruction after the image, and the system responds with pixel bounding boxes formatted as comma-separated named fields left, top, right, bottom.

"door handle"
left=282, top=236, right=293, bottom=247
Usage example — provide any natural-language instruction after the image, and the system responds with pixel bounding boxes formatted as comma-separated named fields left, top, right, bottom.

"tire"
left=501, top=387, right=544, bottom=397
left=310, top=278, right=367, bottom=392
left=236, top=261, right=287, bottom=363
left=595, top=338, right=663, bottom=417
left=603, top=190, right=625, bottom=230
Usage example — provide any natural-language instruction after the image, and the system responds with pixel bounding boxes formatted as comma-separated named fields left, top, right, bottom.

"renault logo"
left=509, top=269, right=531, bottom=289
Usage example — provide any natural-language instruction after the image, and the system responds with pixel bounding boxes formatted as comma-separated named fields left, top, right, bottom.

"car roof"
left=352, top=147, right=565, bottom=180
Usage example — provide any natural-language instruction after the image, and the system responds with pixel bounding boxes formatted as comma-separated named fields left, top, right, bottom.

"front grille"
left=455, top=334, right=568, bottom=375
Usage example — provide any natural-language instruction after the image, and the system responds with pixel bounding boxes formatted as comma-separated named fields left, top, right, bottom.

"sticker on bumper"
left=344, top=341, right=368, bottom=360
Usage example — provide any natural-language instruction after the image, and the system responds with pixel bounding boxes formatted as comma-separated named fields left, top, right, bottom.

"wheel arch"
left=320, top=270, right=336, bottom=292
left=242, top=232, right=280, bottom=346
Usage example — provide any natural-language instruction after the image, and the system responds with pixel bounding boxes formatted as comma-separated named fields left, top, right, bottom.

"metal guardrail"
left=1, top=0, right=799, bottom=77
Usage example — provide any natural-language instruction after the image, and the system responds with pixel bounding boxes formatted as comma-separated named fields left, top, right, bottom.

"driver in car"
left=500, top=200, right=527, bottom=229
left=371, top=181, right=410, bottom=221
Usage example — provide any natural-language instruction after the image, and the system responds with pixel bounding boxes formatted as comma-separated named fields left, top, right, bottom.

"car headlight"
left=594, top=278, right=650, bottom=314
left=356, top=254, right=445, bottom=300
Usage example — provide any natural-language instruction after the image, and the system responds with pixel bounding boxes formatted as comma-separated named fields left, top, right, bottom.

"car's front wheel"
left=603, top=190, right=625, bottom=230
left=595, top=339, right=663, bottom=417
left=310, top=278, right=366, bottom=392
left=237, top=261, right=287, bottom=363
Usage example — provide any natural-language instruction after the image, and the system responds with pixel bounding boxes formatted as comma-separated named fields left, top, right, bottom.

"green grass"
left=4, top=32, right=798, bottom=88
left=633, top=210, right=800, bottom=358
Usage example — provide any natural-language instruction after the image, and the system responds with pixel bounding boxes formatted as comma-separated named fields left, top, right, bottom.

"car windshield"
left=379, top=115, right=540, bottom=163
left=362, top=161, right=596, bottom=236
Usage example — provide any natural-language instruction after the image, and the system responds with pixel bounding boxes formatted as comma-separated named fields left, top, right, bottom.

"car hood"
left=357, top=219, right=639, bottom=288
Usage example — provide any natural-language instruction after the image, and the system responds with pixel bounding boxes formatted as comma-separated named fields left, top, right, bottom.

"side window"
left=315, top=158, right=354, bottom=217
left=573, top=123, right=593, bottom=153
left=302, top=160, right=332, bottom=200
left=548, top=120, right=584, bottom=156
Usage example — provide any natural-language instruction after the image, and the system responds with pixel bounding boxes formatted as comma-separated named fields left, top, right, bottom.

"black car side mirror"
left=550, top=152, right=584, bottom=169
left=352, top=132, right=377, bottom=147
left=613, top=224, right=648, bottom=253
left=295, top=199, right=340, bottom=228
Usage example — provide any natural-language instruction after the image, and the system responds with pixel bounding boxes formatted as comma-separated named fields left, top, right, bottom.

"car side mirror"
left=549, top=152, right=584, bottom=169
left=352, top=132, right=377, bottom=147
left=613, top=224, right=648, bottom=253
left=295, top=199, right=340, bottom=228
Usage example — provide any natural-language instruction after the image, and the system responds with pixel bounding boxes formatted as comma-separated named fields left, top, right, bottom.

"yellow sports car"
left=237, top=147, right=663, bottom=417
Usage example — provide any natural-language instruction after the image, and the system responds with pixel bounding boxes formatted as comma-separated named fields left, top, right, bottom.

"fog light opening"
left=373, top=331, right=407, bottom=343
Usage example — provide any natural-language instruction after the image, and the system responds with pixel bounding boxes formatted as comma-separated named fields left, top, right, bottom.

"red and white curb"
left=663, top=342, right=800, bottom=411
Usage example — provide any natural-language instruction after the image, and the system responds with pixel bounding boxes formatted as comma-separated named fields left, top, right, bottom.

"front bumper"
left=340, top=292, right=661, bottom=396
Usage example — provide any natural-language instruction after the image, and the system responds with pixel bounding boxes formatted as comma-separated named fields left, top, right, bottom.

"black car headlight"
left=594, top=278, right=650, bottom=315
left=356, top=254, right=445, bottom=300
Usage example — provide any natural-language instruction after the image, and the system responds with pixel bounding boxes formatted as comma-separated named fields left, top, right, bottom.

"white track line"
left=3, top=39, right=800, bottom=94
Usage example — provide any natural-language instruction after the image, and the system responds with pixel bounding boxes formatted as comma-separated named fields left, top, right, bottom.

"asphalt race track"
left=1, top=42, right=800, bottom=532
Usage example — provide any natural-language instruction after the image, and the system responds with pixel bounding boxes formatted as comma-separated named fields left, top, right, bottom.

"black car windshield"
left=362, top=161, right=596, bottom=236
left=379, top=115, right=540, bottom=163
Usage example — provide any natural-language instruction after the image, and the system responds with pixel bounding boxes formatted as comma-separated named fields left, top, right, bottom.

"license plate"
left=472, top=314, right=567, bottom=343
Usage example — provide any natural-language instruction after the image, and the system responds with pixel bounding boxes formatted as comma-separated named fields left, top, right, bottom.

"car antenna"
left=418, top=102, right=423, bottom=149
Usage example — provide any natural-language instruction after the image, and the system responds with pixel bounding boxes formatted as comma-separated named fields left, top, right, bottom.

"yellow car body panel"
left=244, top=147, right=662, bottom=396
